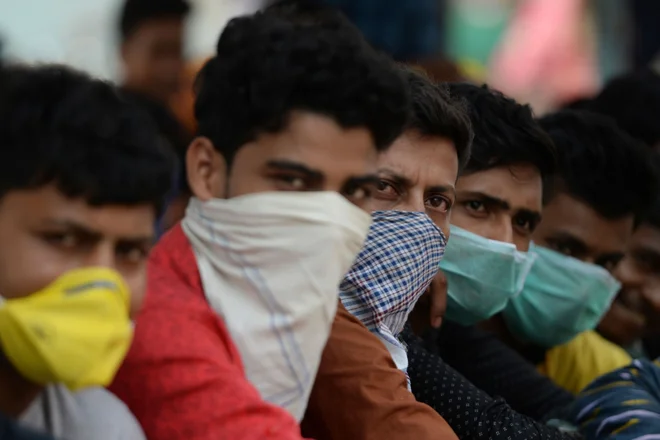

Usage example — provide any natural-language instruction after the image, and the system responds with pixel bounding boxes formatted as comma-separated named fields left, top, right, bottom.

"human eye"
left=271, top=174, right=309, bottom=191
left=426, top=196, right=452, bottom=213
left=374, top=179, right=399, bottom=200
left=463, top=200, right=487, bottom=216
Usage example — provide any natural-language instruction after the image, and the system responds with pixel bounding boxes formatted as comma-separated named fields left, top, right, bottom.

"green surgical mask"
left=503, top=243, right=621, bottom=348
left=441, top=226, right=536, bottom=326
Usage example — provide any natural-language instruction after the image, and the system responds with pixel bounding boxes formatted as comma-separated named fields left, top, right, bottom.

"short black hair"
left=0, top=65, right=175, bottom=214
left=119, top=0, right=190, bottom=41
left=264, top=0, right=352, bottom=26
left=642, top=155, right=660, bottom=229
left=194, top=10, right=410, bottom=167
left=402, top=67, right=472, bottom=171
left=588, top=70, right=660, bottom=147
left=448, top=83, right=556, bottom=178
left=122, top=89, right=191, bottom=194
left=538, top=110, right=656, bottom=220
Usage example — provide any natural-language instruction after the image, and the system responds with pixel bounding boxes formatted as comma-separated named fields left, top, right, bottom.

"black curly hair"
left=588, top=70, right=660, bottom=148
left=119, top=0, right=190, bottom=41
left=402, top=68, right=473, bottom=171
left=539, top=110, right=657, bottom=220
left=448, top=83, right=556, bottom=178
left=0, top=64, right=175, bottom=214
left=194, top=10, right=410, bottom=167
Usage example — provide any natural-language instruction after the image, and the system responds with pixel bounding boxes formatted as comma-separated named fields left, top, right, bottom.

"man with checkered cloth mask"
left=339, top=68, right=472, bottom=381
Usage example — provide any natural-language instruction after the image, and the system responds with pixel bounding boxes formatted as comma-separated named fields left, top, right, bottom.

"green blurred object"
left=445, top=0, right=516, bottom=81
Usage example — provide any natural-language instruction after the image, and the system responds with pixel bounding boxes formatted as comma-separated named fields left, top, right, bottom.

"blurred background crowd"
left=2, top=0, right=659, bottom=120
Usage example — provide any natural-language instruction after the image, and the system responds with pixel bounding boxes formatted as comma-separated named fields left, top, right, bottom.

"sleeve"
left=402, top=328, right=583, bottom=440
left=300, top=302, right=458, bottom=440
left=568, top=358, right=660, bottom=439
left=435, top=321, right=575, bottom=420
left=109, top=303, right=305, bottom=440
left=542, top=331, right=632, bottom=394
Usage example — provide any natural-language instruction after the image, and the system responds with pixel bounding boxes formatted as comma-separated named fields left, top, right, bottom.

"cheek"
left=450, top=208, right=483, bottom=233
left=513, top=236, right=531, bottom=252
left=427, top=211, right=450, bottom=240
left=125, top=271, right=147, bottom=319
left=0, top=241, right=73, bottom=299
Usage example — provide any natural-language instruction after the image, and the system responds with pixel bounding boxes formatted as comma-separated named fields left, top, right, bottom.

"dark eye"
left=273, top=175, right=307, bottom=191
left=513, top=216, right=534, bottom=233
left=465, top=200, right=486, bottom=213
left=116, top=245, right=149, bottom=265
left=551, top=242, right=575, bottom=257
left=41, top=232, right=78, bottom=248
left=375, top=180, right=398, bottom=198
left=426, top=196, right=450, bottom=213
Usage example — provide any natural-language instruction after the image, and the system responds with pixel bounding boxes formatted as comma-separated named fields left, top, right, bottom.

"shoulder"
left=545, top=331, right=632, bottom=393
left=73, top=387, right=145, bottom=440
left=21, top=385, right=144, bottom=440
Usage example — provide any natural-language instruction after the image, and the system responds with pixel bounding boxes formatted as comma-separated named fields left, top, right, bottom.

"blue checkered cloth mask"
left=340, top=211, right=446, bottom=371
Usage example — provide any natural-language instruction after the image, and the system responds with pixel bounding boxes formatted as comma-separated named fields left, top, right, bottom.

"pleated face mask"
left=340, top=211, right=446, bottom=376
left=441, top=225, right=537, bottom=326
left=503, top=243, right=621, bottom=347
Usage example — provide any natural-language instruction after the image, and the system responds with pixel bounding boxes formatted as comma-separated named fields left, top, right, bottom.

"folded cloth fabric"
left=340, top=210, right=445, bottom=380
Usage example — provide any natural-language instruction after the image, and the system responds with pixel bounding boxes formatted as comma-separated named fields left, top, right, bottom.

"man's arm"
left=301, top=302, right=458, bottom=440
left=403, top=328, right=582, bottom=440
left=434, top=320, right=575, bottom=420
left=568, top=358, right=660, bottom=439
left=110, top=303, right=305, bottom=440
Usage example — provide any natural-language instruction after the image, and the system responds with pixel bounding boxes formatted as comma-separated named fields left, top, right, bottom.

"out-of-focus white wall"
left=0, top=0, right=264, bottom=82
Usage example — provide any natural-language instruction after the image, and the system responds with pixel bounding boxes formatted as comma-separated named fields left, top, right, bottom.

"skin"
left=599, top=224, right=660, bottom=347
left=363, top=131, right=460, bottom=331
left=491, top=190, right=633, bottom=348
left=532, top=192, right=633, bottom=270
left=121, top=17, right=185, bottom=104
left=0, top=185, right=156, bottom=416
left=451, top=164, right=543, bottom=252
left=448, top=164, right=544, bottom=341
left=187, top=111, right=380, bottom=203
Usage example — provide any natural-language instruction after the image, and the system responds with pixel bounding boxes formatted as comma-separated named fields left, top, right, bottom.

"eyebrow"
left=345, top=174, right=381, bottom=189
left=547, top=231, right=588, bottom=254
left=514, top=209, right=543, bottom=225
left=456, top=191, right=511, bottom=211
left=266, top=160, right=325, bottom=183
left=378, top=168, right=456, bottom=197
left=41, top=219, right=154, bottom=244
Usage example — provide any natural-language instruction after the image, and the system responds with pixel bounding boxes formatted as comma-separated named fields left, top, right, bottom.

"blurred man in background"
left=118, top=0, right=193, bottom=233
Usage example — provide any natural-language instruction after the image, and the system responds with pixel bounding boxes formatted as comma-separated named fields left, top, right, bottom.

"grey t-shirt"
left=19, top=385, right=145, bottom=440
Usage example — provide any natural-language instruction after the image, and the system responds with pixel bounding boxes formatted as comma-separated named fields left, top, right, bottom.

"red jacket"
left=110, top=225, right=304, bottom=440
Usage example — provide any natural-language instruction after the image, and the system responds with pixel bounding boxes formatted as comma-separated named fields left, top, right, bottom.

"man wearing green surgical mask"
left=407, top=83, right=584, bottom=423
left=494, top=110, right=657, bottom=394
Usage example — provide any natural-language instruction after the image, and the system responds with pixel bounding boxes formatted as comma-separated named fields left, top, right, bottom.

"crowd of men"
left=2, top=0, right=660, bottom=439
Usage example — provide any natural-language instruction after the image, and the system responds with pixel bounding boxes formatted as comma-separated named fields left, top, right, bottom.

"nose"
left=483, top=215, right=514, bottom=245
left=392, top=192, right=426, bottom=213
left=614, top=256, right=644, bottom=288
left=84, top=245, right=116, bottom=271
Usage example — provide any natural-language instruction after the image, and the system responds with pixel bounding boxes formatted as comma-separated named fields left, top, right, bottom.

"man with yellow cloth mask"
left=0, top=64, right=174, bottom=439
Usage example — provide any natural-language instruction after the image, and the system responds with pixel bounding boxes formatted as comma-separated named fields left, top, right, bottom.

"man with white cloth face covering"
left=109, top=10, right=411, bottom=440
left=340, top=68, right=473, bottom=378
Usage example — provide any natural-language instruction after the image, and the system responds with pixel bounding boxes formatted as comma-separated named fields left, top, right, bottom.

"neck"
left=0, top=355, right=42, bottom=418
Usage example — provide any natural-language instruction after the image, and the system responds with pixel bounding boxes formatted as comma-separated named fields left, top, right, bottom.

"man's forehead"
left=542, top=194, right=633, bottom=253
left=456, top=167, right=543, bottom=212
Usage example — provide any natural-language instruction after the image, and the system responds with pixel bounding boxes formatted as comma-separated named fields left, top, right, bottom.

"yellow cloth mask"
left=0, top=267, right=133, bottom=390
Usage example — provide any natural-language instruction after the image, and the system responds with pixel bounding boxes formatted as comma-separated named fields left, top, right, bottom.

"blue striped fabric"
left=569, top=358, right=660, bottom=439
left=340, top=210, right=445, bottom=353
